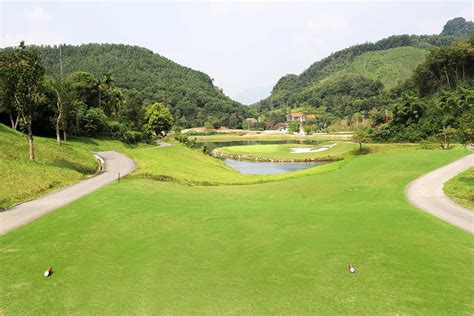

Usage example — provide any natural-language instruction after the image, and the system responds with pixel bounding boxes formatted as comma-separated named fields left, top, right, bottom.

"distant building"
left=287, top=112, right=316, bottom=122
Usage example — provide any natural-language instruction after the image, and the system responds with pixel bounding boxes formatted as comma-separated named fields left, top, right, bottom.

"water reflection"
left=224, top=159, right=325, bottom=175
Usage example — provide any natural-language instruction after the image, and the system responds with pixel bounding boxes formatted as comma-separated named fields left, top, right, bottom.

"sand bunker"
left=290, top=143, right=336, bottom=154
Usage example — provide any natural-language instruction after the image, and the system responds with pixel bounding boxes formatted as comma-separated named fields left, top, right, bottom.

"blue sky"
left=1, top=1, right=472, bottom=104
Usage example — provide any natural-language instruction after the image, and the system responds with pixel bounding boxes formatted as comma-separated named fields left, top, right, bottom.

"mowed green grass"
left=1, top=147, right=472, bottom=314
left=0, top=123, right=351, bottom=209
left=0, top=124, right=156, bottom=209
left=0, top=124, right=98, bottom=209
left=97, top=142, right=353, bottom=185
left=444, top=167, right=474, bottom=210
left=215, top=142, right=355, bottom=160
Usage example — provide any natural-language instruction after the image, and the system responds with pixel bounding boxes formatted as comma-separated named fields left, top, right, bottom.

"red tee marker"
left=44, top=267, right=53, bottom=277
left=348, top=263, right=355, bottom=273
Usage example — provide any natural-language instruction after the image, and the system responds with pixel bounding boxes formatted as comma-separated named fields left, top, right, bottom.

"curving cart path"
left=406, top=153, right=474, bottom=234
left=0, top=151, right=136, bottom=235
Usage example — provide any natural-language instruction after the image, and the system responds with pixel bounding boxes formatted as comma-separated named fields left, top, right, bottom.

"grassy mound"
left=0, top=124, right=98, bottom=209
left=112, top=143, right=349, bottom=185
left=213, top=142, right=355, bottom=161
left=1, top=146, right=472, bottom=314
left=444, top=167, right=474, bottom=210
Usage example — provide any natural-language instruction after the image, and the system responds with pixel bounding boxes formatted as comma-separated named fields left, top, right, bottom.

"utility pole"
left=59, top=44, right=64, bottom=83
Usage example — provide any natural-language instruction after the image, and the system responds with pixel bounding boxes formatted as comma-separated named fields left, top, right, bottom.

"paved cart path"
left=0, top=151, right=136, bottom=235
left=406, top=153, right=473, bottom=234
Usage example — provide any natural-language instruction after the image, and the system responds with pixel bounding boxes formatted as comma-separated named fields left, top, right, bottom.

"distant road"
left=406, top=153, right=474, bottom=234
left=0, top=151, right=136, bottom=235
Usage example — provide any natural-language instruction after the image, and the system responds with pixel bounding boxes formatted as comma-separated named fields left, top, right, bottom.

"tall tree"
left=46, top=79, right=71, bottom=145
left=3, top=42, right=46, bottom=160
left=0, top=50, right=20, bottom=129
left=352, top=126, right=370, bottom=151
left=144, top=102, right=174, bottom=137
left=121, top=90, right=144, bottom=130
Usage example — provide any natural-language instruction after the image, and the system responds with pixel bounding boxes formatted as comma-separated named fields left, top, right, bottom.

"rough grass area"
left=351, top=46, right=429, bottom=90
left=0, top=147, right=472, bottom=314
left=0, top=124, right=98, bottom=209
left=214, top=142, right=355, bottom=161
left=444, top=167, right=474, bottom=210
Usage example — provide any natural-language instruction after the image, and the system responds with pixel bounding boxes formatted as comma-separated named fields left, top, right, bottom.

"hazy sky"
left=1, top=1, right=472, bottom=104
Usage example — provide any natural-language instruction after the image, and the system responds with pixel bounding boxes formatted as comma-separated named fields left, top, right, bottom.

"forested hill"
left=255, top=17, right=473, bottom=114
left=38, top=44, right=248, bottom=128
left=441, top=17, right=474, bottom=37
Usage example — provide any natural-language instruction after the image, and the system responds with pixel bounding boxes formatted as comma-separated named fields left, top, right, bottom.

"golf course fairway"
left=1, top=146, right=473, bottom=314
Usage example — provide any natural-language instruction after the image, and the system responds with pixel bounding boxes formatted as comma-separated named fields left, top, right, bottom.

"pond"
left=191, top=139, right=331, bottom=175
left=224, top=159, right=326, bottom=175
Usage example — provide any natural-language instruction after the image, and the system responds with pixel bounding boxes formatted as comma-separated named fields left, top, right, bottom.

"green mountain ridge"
left=257, top=17, right=473, bottom=113
left=441, top=17, right=474, bottom=38
left=38, top=43, right=249, bottom=128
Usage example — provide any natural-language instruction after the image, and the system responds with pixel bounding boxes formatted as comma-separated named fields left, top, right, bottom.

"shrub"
left=122, top=131, right=143, bottom=144
left=173, top=133, right=196, bottom=148
left=79, top=108, right=108, bottom=136
left=288, top=122, right=300, bottom=133
left=107, top=121, right=127, bottom=139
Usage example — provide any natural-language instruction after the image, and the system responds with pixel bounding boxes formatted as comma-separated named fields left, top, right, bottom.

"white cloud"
left=307, top=15, right=351, bottom=34
left=208, top=2, right=233, bottom=17
left=24, top=6, right=51, bottom=25
left=2, top=31, right=60, bottom=47
left=1, top=5, right=60, bottom=47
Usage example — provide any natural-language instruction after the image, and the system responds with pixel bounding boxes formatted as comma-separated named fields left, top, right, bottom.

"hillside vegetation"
left=258, top=34, right=456, bottom=111
left=254, top=18, right=473, bottom=134
left=441, top=17, right=474, bottom=37
left=0, top=124, right=97, bottom=209
left=37, top=44, right=248, bottom=128
left=350, top=47, right=430, bottom=90
left=253, top=19, right=473, bottom=146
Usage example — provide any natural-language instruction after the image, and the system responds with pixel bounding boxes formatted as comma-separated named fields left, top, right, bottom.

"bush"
left=419, top=136, right=439, bottom=149
left=288, top=122, right=300, bottom=133
left=79, top=108, right=108, bottom=136
left=107, top=121, right=127, bottom=139
left=173, top=133, right=196, bottom=148
left=122, top=131, right=143, bottom=144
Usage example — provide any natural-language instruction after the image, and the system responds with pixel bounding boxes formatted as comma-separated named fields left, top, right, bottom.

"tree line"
left=371, top=37, right=473, bottom=146
left=37, top=43, right=249, bottom=129
left=0, top=42, right=174, bottom=160
left=252, top=20, right=473, bottom=146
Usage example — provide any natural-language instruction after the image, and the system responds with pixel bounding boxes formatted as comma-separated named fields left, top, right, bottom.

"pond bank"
left=212, top=150, right=343, bottom=162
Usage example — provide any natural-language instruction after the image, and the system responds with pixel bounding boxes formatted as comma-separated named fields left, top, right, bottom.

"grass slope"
left=108, top=143, right=350, bottom=185
left=351, top=46, right=429, bottom=90
left=444, top=167, right=474, bottom=210
left=1, top=147, right=472, bottom=314
left=313, top=47, right=429, bottom=92
left=0, top=125, right=353, bottom=209
left=0, top=125, right=98, bottom=209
